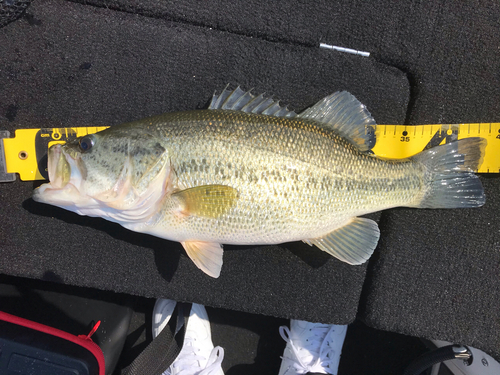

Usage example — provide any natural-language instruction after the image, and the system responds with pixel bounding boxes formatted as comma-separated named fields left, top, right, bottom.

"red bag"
left=0, top=310, right=105, bottom=374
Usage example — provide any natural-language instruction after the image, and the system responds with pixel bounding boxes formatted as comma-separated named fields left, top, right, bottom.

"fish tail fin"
left=411, top=137, right=487, bottom=208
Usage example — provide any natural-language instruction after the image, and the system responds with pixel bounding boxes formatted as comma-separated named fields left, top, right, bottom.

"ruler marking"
left=3, top=124, right=500, bottom=181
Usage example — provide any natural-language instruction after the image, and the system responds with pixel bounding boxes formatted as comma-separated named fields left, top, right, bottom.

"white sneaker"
left=152, top=299, right=225, bottom=375
left=153, top=298, right=178, bottom=340
left=278, top=320, right=347, bottom=375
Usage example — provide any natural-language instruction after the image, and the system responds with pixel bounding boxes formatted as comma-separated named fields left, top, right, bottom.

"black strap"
left=125, top=302, right=191, bottom=375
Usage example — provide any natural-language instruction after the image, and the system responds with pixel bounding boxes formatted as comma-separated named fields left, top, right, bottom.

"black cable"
left=403, top=345, right=471, bottom=375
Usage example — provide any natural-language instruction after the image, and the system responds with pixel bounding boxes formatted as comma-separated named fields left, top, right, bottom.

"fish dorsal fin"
left=209, top=86, right=296, bottom=118
left=181, top=241, right=223, bottom=278
left=303, top=217, right=380, bottom=265
left=298, top=91, right=377, bottom=152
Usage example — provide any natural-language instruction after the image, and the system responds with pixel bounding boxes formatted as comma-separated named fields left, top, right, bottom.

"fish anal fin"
left=304, top=217, right=380, bottom=265
left=181, top=241, right=223, bottom=278
left=172, top=185, right=238, bottom=219
left=298, top=91, right=377, bottom=152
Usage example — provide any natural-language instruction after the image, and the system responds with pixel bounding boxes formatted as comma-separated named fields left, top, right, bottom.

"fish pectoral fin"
left=181, top=241, right=223, bottom=278
left=304, top=217, right=380, bottom=265
left=171, top=185, right=238, bottom=219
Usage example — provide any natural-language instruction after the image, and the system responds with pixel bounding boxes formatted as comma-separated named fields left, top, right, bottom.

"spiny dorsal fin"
left=303, top=217, right=380, bottom=265
left=298, top=91, right=377, bottom=152
left=209, top=85, right=296, bottom=118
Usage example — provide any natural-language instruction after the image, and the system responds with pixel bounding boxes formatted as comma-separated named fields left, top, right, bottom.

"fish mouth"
left=32, top=141, right=169, bottom=224
left=32, top=144, right=86, bottom=206
left=47, top=143, right=71, bottom=189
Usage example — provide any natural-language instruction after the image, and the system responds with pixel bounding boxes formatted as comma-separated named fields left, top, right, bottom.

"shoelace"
left=279, top=325, right=336, bottom=374
left=199, top=347, right=224, bottom=375
left=170, top=337, right=224, bottom=375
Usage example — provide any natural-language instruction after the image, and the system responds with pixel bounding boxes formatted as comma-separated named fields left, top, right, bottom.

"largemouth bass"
left=32, top=87, right=486, bottom=277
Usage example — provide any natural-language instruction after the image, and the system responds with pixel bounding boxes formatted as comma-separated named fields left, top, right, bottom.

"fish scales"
left=134, top=109, right=423, bottom=244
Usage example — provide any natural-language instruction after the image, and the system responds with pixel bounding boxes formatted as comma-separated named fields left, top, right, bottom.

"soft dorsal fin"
left=209, top=86, right=296, bottom=118
left=298, top=91, right=377, bottom=152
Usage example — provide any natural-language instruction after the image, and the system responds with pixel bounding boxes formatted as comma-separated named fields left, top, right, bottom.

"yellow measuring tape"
left=2, top=126, right=108, bottom=181
left=1, top=123, right=499, bottom=181
left=372, top=123, right=499, bottom=173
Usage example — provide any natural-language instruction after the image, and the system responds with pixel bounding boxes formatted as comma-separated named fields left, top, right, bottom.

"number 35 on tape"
left=372, top=123, right=499, bottom=173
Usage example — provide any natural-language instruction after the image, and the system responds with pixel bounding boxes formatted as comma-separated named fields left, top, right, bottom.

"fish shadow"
left=281, top=241, right=331, bottom=269
left=207, top=307, right=288, bottom=375
left=24, top=196, right=181, bottom=282
left=223, top=242, right=331, bottom=269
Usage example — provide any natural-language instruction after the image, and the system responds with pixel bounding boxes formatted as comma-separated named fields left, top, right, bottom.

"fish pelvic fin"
left=181, top=241, right=223, bottom=278
left=304, top=217, right=380, bottom=265
left=297, top=91, right=377, bottom=152
left=410, top=137, right=487, bottom=208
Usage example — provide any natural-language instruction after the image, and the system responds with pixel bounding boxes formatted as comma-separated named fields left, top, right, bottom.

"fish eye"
left=79, top=135, right=95, bottom=152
